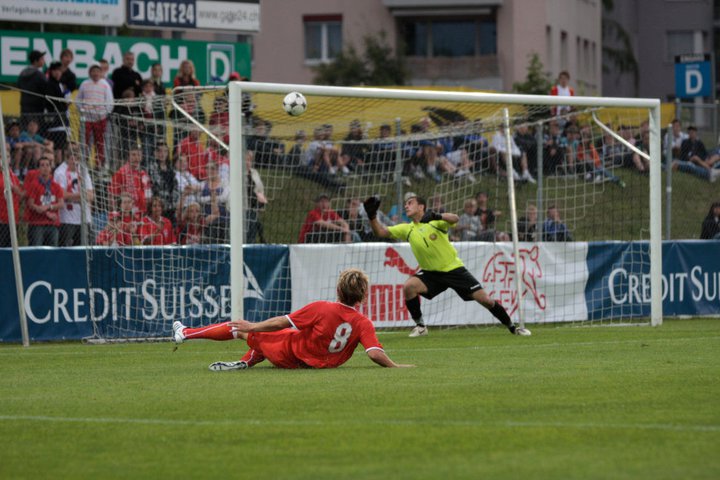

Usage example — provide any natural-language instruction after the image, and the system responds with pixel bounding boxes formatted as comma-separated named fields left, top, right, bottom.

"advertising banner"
left=127, top=0, right=260, bottom=31
left=0, top=0, right=126, bottom=27
left=195, top=0, right=259, bottom=31
left=587, top=241, right=720, bottom=318
left=0, top=245, right=290, bottom=342
left=128, top=0, right=198, bottom=29
left=290, top=243, right=589, bottom=327
left=2, top=241, right=718, bottom=342
left=0, top=30, right=251, bottom=85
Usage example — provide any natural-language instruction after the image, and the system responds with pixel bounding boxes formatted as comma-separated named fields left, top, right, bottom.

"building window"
left=666, top=31, right=695, bottom=61
left=304, top=15, right=342, bottom=63
left=576, top=36, right=582, bottom=78
left=546, top=26, right=553, bottom=69
left=433, top=21, right=475, bottom=56
left=401, top=18, right=496, bottom=57
left=560, top=31, right=568, bottom=70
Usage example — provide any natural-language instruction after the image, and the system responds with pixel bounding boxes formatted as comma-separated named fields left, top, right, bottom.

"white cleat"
left=209, top=361, right=248, bottom=372
left=408, top=325, right=428, bottom=338
left=172, top=321, right=186, bottom=344
left=514, top=327, right=532, bottom=336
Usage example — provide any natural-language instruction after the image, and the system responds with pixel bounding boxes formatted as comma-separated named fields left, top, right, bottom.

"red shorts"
left=247, top=330, right=310, bottom=369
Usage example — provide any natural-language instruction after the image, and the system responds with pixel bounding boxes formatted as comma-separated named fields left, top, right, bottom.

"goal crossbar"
left=233, top=81, right=660, bottom=109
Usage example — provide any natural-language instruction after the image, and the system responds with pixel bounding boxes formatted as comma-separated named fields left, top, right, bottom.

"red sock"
left=240, top=349, right=265, bottom=367
left=182, top=321, right=236, bottom=341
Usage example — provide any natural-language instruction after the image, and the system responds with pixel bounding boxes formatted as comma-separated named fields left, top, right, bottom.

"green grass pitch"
left=1, top=319, right=718, bottom=479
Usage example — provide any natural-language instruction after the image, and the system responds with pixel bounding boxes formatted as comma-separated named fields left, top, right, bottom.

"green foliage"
left=313, top=32, right=409, bottom=86
left=512, top=53, right=553, bottom=95
left=1, top=319, right=719, bottom=479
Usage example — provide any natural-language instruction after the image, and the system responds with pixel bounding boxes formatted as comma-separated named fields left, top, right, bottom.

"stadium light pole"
left=0, top=104, right=30, bottom=346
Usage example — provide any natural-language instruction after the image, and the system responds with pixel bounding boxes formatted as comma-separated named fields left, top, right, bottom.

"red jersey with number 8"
left=248, top=301, right=383, bottom=369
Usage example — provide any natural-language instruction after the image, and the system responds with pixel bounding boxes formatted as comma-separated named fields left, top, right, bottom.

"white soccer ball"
left=282, top=92, right=308, bottom=116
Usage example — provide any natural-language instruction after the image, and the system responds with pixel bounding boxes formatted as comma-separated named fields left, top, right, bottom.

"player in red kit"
left=172, top=268, right=413, bottom=370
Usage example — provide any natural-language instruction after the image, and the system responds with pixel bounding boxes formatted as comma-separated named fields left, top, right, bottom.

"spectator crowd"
left=2, top=54, right=719, bottom=247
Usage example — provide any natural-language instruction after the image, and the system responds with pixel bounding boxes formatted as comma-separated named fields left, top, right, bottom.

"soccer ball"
left=282, top=92, right=307, bottom=116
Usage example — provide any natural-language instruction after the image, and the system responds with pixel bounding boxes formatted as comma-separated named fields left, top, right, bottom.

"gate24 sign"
left=129, top=0, right=197, bottom=28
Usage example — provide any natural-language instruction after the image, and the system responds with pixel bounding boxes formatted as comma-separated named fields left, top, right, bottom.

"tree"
left=313, top=32, right=409, bottom=86
left=512, top=53, right=553, bottom=95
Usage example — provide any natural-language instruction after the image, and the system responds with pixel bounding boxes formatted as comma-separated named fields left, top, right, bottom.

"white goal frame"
left=228, top=82, right=663, bottom=327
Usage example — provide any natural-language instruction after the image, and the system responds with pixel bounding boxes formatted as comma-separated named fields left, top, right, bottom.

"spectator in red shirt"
left=172, top=268, right=414, bottom=370
left=550, top=70, right=575, bottom=118
left=176, top=200, right=207, bottom=245
left=108, top=145, right=152, bottom=214
left=24, top=156, right=64, bottom=246
left=298, top=193, right=351, bottom=243
left=139, top=196, right=176, bottom=245
left=0, top=161, right=24, bottom=247
left=96, top=192, right=140, bottom=246
left=178, top=129, right=207, bottom=180
left=175, top=183, right=221, bottom=245
left=173, top=60, right=200, bottom=88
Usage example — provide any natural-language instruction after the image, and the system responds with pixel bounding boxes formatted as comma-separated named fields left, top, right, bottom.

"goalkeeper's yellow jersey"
left=387, top=220, right=464, bottom=272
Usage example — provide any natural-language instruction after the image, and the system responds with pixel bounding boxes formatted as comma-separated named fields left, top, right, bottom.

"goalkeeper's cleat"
left=172, top=321, right=186, bottom=344
left=209, top=361, right=248, bottom=372
left=408, top=325, right=428, bottom=337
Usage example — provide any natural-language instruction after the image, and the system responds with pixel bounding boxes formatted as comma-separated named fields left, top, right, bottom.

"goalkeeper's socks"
left=488, top=301, right=514, bottom=331
left=182, top=321, right=236, bottom=341
left=405, top=296, right=423, bottom=325
left=240, top=349, right=266, bottom=368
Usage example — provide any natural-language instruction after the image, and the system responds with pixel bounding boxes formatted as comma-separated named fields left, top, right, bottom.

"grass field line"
left=0, top=414, right=718, bottom=433
left=0, top=335, right=718, bottom=356
left=390, top=335, right=720, bottom=353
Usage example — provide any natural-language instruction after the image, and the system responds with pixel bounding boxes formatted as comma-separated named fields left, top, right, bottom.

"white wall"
left=544, top=0, right=601, bottom=94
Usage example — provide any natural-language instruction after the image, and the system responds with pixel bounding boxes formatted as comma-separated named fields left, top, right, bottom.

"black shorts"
left=415, top=267, right=483, bottom=301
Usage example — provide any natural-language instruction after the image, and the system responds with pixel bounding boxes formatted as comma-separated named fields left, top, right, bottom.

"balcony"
left=405, top=54, right=500, bottom=88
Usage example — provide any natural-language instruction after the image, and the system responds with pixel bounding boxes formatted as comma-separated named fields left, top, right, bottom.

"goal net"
left=228, top=83, right=662, bottom=330
left=51, top=86, right=291, bottom=342
left=19, top=82, right=659, bottom=341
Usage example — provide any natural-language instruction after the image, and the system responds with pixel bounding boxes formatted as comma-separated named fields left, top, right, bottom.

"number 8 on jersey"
left=328, top=322, right=352, bottom=353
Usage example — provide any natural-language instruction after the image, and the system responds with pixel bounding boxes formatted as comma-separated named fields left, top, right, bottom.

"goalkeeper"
left=365, top=193, right=531, bottom=337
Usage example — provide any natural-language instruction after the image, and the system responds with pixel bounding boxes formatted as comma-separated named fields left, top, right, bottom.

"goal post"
left=649, top=105, right=663, bottom=327
left=228, top=82, right=663, bottom=328
left=228, top=81, right=245, bottom=323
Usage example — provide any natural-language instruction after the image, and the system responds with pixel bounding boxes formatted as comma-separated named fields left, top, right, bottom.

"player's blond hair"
left=336, top=268, right=369, bottom=306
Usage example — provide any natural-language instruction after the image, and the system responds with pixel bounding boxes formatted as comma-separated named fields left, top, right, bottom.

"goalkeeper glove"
left=420, top=210, right=443, bottom=223
left=363, top=196, right=381, bottom=220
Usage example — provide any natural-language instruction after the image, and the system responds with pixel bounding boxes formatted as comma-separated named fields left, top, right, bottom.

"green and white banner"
left=0, top=30, right=251, bottom=85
